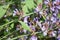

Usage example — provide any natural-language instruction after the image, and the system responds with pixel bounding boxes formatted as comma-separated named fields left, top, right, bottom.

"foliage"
left=0, top=3, right=11, bottom=18
left=0, top=0, right=43, bottom=40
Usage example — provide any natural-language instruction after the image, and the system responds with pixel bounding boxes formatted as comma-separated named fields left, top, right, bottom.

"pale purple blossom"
left=30, top=36, right=37, bottom=40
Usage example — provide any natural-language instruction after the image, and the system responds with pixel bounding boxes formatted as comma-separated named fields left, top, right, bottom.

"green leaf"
left=22, top=5, right=29, bottom=14
left=10, top=23, right=14, bottom=30
left=0, top=20, right=14, bottom=30
left=0, top=4, right=10, bottom=18
left=37, top=0, right=42, bottom=4
left=0, top=2, right=13, bottom=19
left=22, top=0, right=35, bottom=14
left=23, top=13, right=33, bottom=17
left=25, top=0, right=35, bottom=9
left=1, top=30, right=17, bottom=40
left=58, top=13, right=60, bottom=18
left=19, top=21, right=30, bottom=31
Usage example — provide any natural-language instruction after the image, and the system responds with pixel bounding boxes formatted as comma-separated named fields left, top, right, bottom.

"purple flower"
left=30, top=36, right=37, bottom=40
left=57, top=34, right=60, bottom=40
